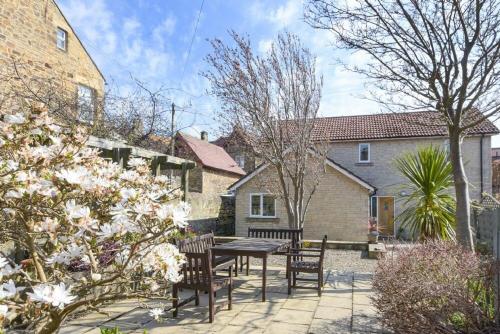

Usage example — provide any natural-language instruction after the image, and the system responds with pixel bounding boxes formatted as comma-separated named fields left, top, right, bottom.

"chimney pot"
left=201, top=131, right=208, bottom=141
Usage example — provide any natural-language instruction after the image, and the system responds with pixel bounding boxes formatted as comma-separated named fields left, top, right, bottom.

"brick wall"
left=0, top=0, right=104, bottom=96
left=234, top=164, right=371, bottom=241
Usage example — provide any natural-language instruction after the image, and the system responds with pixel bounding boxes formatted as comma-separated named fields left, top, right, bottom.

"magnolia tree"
left=0, top=108, right=188, bottom=333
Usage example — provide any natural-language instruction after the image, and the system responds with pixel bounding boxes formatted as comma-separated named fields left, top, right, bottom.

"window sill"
left=246, top=217, right=280, bottom=223
left=355, top=162, right=373, bottom=166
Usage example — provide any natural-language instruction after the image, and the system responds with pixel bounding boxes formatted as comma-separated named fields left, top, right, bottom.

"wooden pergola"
left=87, top=135, right=196, bottom=201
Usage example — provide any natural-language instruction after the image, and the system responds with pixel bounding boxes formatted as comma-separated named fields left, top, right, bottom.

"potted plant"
left=368, top=218, right=379, bottom=243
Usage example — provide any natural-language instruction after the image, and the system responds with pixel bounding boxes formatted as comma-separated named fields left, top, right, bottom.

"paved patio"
left=61, top=266, right=388, bottom=334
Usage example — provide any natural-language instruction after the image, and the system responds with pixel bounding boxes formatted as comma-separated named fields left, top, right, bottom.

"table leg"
left=262, top=255, right=267, bottom=302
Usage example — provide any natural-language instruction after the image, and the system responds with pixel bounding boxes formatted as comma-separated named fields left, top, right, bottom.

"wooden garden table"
left=211, top=238, right=291, bottom=302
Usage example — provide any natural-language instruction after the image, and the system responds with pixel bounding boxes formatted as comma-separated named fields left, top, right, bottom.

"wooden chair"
left=176, top=232, right=238, bottom=276
left=286, top=235, right=327, bottom=296
left=241, top=227, right=303, bottom=275
left=172, top=249, right=232, bottom=323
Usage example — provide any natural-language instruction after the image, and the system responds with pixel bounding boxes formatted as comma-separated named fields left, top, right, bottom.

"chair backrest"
left=319, top=235, right=328, bottom=265
left=178, top=249, right=213, bottom=289
left=248, top=227, right=303, bottom=248
left=176, top=232, right=215, bottom=253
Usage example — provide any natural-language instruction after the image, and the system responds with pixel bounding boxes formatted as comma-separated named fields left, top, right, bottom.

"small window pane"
left=359, top=144, right=370, bottom=162
left=77, top=85, right=94, bottom=122
left=262, top=196, right=275, bottom=217
left=56, top=28, right=67, bottom=50
left=251, top=195, right=260, bottom=216
left=370, top=196, right=377, bottom=218
left=235, top=155, right=245, bottom=168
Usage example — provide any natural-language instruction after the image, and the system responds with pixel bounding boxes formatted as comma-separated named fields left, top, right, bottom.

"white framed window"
left=234, top=154, right=245, bottom=168
left=249, top=193, right=276, bottom=218
left=359, top=143, right=370, bottom=162
left=77, top=84, right=95, bottom=123
left=56, top=27, right=67, bottom=51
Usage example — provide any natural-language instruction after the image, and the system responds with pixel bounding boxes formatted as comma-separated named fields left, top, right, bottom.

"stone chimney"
left=200, top=131, right=208, bottom=141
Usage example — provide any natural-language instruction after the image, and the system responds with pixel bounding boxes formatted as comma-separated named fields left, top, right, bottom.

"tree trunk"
left=449, top=132, right=474, bottom=250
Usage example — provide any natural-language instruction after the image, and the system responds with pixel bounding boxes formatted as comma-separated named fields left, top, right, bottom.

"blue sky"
left=58, top=0, right=500, bottom=146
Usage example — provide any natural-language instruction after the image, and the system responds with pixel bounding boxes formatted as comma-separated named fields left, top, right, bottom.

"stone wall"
left=187, top=168, right=240, bottom=220
left=0, top=0, right=104, bottom=96
left=234, top=164, right=371, bottom=241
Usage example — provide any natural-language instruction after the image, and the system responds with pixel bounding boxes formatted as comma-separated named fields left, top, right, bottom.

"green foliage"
left=100, top=327, right=123, bottom=334
left=395, top=145, right=456, bottom=240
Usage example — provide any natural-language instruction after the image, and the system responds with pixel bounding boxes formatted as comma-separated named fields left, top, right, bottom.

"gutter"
left=480, top=135, right=484, bottom=194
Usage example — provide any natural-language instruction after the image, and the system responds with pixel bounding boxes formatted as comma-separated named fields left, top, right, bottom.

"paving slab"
left=272, top=308, right=314, bottom=325
left=314, top=305, right=352, bottom=321
left=60, top=263, right=383, bottom=334
left=309, top=318, right=351, bottom=334
left=282, top=298, right=318, bottom=311
left=229, top=311, right=274, bottom=328
left=264, top=321, right=310, bottom=334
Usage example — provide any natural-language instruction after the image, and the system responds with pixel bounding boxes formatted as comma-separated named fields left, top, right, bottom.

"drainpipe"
left=480, top=135, right=484, bottom=195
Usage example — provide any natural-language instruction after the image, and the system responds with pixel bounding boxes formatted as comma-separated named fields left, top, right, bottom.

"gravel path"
left=248, top=249, right=377, bottom=273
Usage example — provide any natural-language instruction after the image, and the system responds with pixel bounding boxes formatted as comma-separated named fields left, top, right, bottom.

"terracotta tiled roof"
left=308, top=111, right=498, bottom=142
left=177, top=133, right=246, bottom=176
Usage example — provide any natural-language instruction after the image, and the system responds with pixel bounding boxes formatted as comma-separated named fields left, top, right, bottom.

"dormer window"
left=359, top=143, right=370, bottom=162
left=56, top=27, right=67, bottom=51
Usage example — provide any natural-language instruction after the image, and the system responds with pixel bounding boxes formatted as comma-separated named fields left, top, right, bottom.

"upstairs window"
left=250, top=194, right=276, bottom=217
left=56, top=27, right=68, bottom=51
left=234, top=154, right=245, bottom=168
left=77, top=84, right=95, bottom=123
left=359, top=143, right=370, bottom=162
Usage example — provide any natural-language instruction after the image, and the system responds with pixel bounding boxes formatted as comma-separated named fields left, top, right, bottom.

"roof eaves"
left=53, top=0, right=106, bottom=82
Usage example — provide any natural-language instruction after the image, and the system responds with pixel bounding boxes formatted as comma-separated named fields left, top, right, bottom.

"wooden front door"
left=377, top=197, right=394, bottom=236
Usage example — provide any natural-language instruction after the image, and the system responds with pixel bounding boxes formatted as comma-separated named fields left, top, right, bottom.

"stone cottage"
left=229, top=111, right=498, bottom=241
left=175, top=132, right=246, bottom=228
left=0, top=0, right=105, bottom=122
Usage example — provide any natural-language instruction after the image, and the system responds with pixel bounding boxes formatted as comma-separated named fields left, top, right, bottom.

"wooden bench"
left=173, top=249, right=232, bottom=323
left=240, top=227, right=303, bottom=275
left=176, top=232, right=238, bottom=276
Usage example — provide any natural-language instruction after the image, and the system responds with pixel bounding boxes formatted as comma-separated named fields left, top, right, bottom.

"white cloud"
left=258, top=39, right=273, bottom=54
left=153, top=15, right=177, bottom=49
left=123, top=17, right=141, bottom=37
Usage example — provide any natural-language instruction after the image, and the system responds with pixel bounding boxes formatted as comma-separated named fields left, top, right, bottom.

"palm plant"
left=395, top=146, right=456, bottom=241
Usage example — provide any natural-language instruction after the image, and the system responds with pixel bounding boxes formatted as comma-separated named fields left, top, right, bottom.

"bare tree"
left=306, top=0, right=500, bottom=249
left=204, top=31, right=325, bottom=229
left=95, top=77, right=176, bottom=150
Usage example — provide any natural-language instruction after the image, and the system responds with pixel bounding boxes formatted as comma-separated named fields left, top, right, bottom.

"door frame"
left=371, top=195, right=396, bottom=236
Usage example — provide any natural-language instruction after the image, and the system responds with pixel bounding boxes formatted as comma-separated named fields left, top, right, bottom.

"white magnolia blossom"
left=5, top=160, right=18, bottom=171
left=28, top=283, right=76, bottom=309
left=65, top=200, right=91, bottom=221
left=156, top=202, right=190, bottom=228
left=34, top=218, right=59, bottom=233
left=4, top=113, right=25, bottom=124
left=120, top=170, right=140, bottom=182
left=5, top=190, right=23, bottom=199
left=0, top=280, right=19, bottom=299
left=0, top=257, right=7, bottom=269
left=149, top=308, right=164, bottom=321
left=128, top=157, right=147, bottom=168
left=0, top=109, right=187, bottom=330
left=47, top=245, right=84, bottom=266
left=133, top=202, right=152, bottom=219
left=0, top=304, right=8, bottom=318
left=119, top=188, right=137, bottom=201
left=0, top=263, right=22, bottom=278
left=91, top=273, right=102, bottom=281
left=56, top=167, right=90, bottom=185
